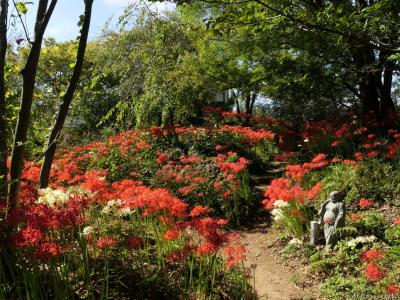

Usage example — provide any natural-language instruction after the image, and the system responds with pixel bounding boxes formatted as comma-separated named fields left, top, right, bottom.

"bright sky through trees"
left=10, top=0, right=175, bottom=42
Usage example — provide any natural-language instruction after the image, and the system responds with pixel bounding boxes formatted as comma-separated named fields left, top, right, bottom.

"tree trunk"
left=0, top=0, right=7, bottom=197
left=244, top=92, right=256, bottom=125
left=39, top=0, right=94, bottom=188
left=8, top=0, right=57, bottom=208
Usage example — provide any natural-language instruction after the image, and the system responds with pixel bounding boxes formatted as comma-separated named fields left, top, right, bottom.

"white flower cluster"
left=101, top=199, right=121, bottom=215
left=82, top=226, right=94, bottom=237
left=288, top=238, right=303, bottom=246
left=273, top=200, right=289, bottom=208
left=271, top=200, right=289, bottom=221
left=100, top=199, right=132, bottom=217
left=346, top=235, right=377, bottom=248
left=271, top=208, right=284, bottom=221
left=37, top=186, right=91, bottom=207
left=37, top=187, right=69, bottom=207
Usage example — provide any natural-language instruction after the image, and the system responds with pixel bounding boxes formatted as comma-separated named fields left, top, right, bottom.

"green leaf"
left=16, top=1, right=28, bottom=14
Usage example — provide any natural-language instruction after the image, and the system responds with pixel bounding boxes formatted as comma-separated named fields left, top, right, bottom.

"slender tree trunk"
left=8, top=0, right=57, bottom=208
left=39, top=0, right=94, bottom=188
left=244, top=92, right=256, bottom=125
left=0, top=0, right=8, bottom=197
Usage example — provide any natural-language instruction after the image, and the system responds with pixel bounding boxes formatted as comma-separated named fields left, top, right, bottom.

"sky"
left=10, top=0, right=175, bottom=42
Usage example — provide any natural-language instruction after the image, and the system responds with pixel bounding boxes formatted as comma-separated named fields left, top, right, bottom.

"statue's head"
left=329, top=191, right=344, bottom=203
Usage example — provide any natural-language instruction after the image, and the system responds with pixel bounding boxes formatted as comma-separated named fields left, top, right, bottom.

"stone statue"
left=318, top=191, right=346, bottom=247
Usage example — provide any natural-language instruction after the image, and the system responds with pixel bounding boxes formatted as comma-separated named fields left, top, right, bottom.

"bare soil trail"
left=237, top=221, right=319, bottom=300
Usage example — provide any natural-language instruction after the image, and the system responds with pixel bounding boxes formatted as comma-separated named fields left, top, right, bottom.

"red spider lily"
left=331, top=140, right=340, bottom=147
left=135, top=141, right=150, bottom=151
left=215, top=145, right=228, bottom=151
left=343, top=159, right=357, bottom=166
left=311, top=153, right=327, bottom=163
left=350, top=214, right=361, bottom=222
left=193, top=177, right=206, bottom=184
left=127, top=236, right=143, bottom=250
left=364, top=143, right=374, bottom=149
left=223, top=191, right=231, bottom=199
left=189, top=206, right=211, bottom=217
left=286, top=164, right=309, bottom=181
left=366, top=151, right=379, bottom=158
left=387, top=283, right=400, bottom=295
left=354, top=152, right=364, bottom=161
left=156, top=152, right=169, bottom=164
left=335, top=124, right=350, bottom=138
left=119, top=183, right=188, bottom=218
left=213, top=181, right=223, bottom=190
left=365, top=262, right=385, bottom=282
left=22, top=162, right=41, bottom=182
left=178, top=187, right=192, bottom=195
left=373, top=141, right=383, bottom=147
left=163, top=229, right=180, bottom=241
left=196, top=241, right=219, bottom=256
left=179, top=154, right=202, bottom=165
left=274, top=152, right=296, bottom=162
left=149, top=126, right=163, bottom=137
left=307, top=182, right=323, bottom=200
left=220, top=125, right=274, bottom=144
left=15, top=227, right=44, bottom=247
left=290, top=210, right=301, bottom=216
left=36, top=242, right=63, bottom=260
left=360, top=249, right=385, bottom=261
left=358, top=198, right=374, bottom=209
left=262, top=178, right=306, bottom=209
left=166, top=245, right=194, bottom=262
left=96, top=236, right=117, bottom=249
left=385, top=144, right=398, bottom=159
left=224, top=245, right=247, bottom=268
left=214, top=152, right=249, bottom=175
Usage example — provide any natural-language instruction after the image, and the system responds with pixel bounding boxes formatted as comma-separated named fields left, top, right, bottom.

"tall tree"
left=200, top=0, right=400, bottom=120
left=8, top=0, right=57, bottom=208
left=39, top=0, right=94, bottom=188
left=0, top=0, right=8, bottom=197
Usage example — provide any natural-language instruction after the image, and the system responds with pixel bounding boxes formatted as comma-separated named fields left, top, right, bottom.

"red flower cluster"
left=262, top=178, right=322, bottom=209
left=365, top=262, right=385, bottom=282
left=358, top=198, right=374, bottom=209
left=387, top=283, right=400, bottom=295
left=285, top=153, right=329, bottom=182
left=220, top=125, right=274, bottom=144
left=189, top=205, right=211, bottom=217
left=360, top=249, right=385, bottom=261
left=97, top=236, right=117, bottom=249
left=224, top=245, right=247, bottom=268
left=127, top=236, right=143, bottom=250
left=36, top=242, right=63, bottom=260
left=214, top=152, right=249, bottom=175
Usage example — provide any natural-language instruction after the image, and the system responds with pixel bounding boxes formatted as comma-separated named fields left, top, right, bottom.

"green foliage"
left=309, top=241, right=361, bottom=276
left=93, top=8, right=218, bottom=130
left=353, top=212, right=389, bottom=240
left=385, top=226, right=400, bottom=245
left=310, top=158, right=400, bottom=208
left=321, top=275, right=380, bottom=300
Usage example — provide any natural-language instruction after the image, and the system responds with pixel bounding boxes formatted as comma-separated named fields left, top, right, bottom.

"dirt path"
left=238, top=221, right=318, bottom=300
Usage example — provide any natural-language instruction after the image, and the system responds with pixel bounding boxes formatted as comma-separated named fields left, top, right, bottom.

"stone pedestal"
left=310, top=221, right=320, bottom=245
